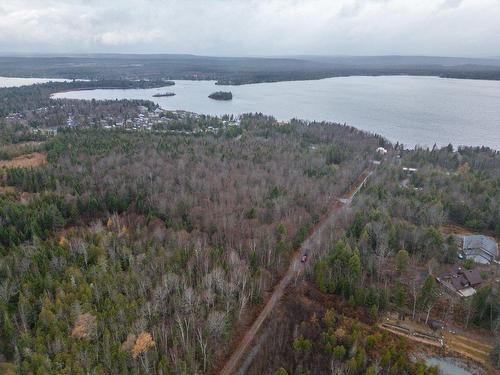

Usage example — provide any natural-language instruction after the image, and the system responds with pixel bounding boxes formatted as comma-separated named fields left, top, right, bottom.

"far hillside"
left=2, top=54, right=500, bottom=84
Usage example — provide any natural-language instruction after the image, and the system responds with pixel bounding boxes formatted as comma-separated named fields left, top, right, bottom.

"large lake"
left=37, top=76, right=500, bottom=150
left=0, top=76, right=67, bottom=87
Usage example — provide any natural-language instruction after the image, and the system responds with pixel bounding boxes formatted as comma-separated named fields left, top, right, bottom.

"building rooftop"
left=439, top=266, right=483, bottom=294
left=463, top=235, right=498, bottom=255
left=463, top=269, right=483, bottom=286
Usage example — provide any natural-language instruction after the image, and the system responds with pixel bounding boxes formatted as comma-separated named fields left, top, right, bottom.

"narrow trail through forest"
left=218, top=166, right=374, bottom=375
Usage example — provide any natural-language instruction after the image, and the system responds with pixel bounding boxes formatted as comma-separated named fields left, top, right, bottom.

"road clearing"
left=218, top=167, right=374, bottom=375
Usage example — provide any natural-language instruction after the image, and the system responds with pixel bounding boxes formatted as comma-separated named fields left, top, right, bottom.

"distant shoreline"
left=2, top=73, right=498, bottom=87
left=4, top=71, right=500, bottom=87
left=2, top=54, right=500, bottom=85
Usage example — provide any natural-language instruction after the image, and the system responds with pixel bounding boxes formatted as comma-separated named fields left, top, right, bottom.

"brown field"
left=0, top=186, right=16, bottom=193
left=0, top=152, right=47, bottom=169
left=441, top=223, right=499, bottom=241
left=441, top=223, right=474, bottom=236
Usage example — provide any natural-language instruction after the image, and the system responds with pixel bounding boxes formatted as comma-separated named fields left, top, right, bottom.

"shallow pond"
left=426, top=356, right=474, bottom=375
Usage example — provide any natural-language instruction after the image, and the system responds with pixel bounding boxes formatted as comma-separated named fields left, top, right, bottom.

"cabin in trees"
left=437, top=266, right=483, bottom=297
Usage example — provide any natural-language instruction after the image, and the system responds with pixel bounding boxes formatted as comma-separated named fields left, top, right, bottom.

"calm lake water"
left=425, top=357, right=474, bottom=375
left=0, top=76, right=67, bottom=87
left=39, top=76, right=500, bottom=150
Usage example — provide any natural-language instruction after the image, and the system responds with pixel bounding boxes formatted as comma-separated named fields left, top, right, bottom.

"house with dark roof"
left=437, top=266, right=483, bottom=297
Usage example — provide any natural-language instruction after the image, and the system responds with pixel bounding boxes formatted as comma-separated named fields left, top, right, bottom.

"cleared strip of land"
left=444, top=332, right=493, bottom=365
left=379, top=323, right=443, bottom=348
left=218, top=167, right=374, bottom=375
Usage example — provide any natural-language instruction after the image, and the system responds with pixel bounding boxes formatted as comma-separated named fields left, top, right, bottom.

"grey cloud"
left=440, top=0, right=464, bottom=10
left=0, top=0, right=498, bottom=57
left=339, top=0, right=389, bottom=18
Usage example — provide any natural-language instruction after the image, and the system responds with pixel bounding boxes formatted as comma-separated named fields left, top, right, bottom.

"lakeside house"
left=66, top=116, right=76, bottom=127
left=402, top=167, right=418, bottom=173
left=437, top=266, right=483, bottom=297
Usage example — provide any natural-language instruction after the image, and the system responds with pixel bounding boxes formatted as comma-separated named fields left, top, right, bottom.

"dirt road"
left=218, top=168, right=373, bottom=375
left=444, top=332, right=494, bottom=366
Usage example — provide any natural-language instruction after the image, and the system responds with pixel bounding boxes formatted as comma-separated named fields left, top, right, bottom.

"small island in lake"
left=153, top=92, right=175, bottom=97
left=208, top=91, right=233, bottom=100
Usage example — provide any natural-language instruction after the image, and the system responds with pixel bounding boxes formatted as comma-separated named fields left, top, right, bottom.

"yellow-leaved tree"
left=132, top=332, right=155, bottom=359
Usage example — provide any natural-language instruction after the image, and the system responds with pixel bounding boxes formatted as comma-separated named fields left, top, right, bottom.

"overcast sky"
left=1, top=0, right=499, bottom=57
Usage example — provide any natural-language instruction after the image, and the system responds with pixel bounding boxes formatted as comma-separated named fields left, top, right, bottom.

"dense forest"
left=242, top=144, right=500, bottom=374
left=247, top=284, right=441, bottom=375
left=0, top=115, right=384, bottom=374
left=0, top=73, right=498, bottom=373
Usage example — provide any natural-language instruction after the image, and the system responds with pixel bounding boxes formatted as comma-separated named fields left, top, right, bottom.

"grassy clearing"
left=0, top=152, right=47, bottom=169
